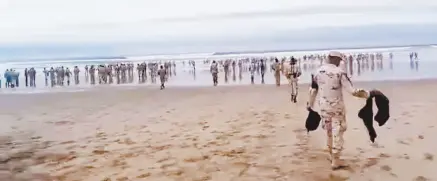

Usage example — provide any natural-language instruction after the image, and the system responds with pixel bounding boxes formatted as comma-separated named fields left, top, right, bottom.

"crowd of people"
left=1, top=51, right=415, bottom=91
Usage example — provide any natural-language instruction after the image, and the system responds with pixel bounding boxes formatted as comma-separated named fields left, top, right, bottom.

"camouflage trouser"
left=289, top=78, right=298, bottom=96
left=212, top=73, right=218, bottom=85
left=160, top=77, right=165, bottom=84
left=274, top=72, right=280, bottom=86
left=321, top=111, right=347, bottom=163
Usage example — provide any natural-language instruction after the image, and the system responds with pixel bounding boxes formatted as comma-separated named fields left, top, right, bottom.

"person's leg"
left=160, top=78, right=165, bottom=89
left=213, top=73, right=218, bottom=86
left=275, top=73, right=279, bottom=86
left=330, top=114, right=347, bottom=169
left=261, top=72, right=265, bottom=83
left=321, top=115, right=333, bottom=159
left=291, top=80, right=298, bottom=102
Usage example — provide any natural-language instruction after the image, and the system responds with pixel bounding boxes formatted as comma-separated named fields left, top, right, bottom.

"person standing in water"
left=210, top=60, right=219, bottom=86
left=65, top=67, right=72, bottom=86
left=24, top=68, right=29, bottom=87
left=249, top=61, right=256, bottom=84
left=43, top=68, right=49, bottom=86
left=73, top=66, right=80, bottom=85
left=260, top=59, right=266, bottom=84
left=49, top=67, right=56, bottom=87
left=307, top=51, right=373, bottom=170
left=4, top=69, right=11, bottom=88
left=89, top=65, right=96, bottom=85
left=158, top=65, right=167, bottom=90
left=84, top=65, right=89, bottom=82
left=29, top=68, right=36, bottom=87
left=272, top=58, right=281, bottom=86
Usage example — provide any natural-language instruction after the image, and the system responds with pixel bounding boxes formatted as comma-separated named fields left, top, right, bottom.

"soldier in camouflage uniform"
left=307, top=51, right=371, bottom=170
left=272, top=58, right=281, bottom=86
left=287, top=57, right=301, bottom=103
left=210, top=61, right=219, bottom=86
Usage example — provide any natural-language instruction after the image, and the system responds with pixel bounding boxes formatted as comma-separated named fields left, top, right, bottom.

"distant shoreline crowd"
left=0, top=51, right=419, bottom=89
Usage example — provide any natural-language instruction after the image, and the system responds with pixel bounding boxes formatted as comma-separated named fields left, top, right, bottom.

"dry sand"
left=1, top=80, right=437, bottom=181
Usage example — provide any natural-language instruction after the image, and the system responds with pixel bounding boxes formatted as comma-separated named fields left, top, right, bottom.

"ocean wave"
left=125, top=52, right=215, bottom=61
left=0, top=88, right=86, bottom=94
left=0, top=58, right=127, bottom=66
left=0, top=45, right=426, bottom=69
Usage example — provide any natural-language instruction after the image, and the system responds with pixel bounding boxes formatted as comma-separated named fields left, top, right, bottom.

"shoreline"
left=0, top=77, right=435, bottom=96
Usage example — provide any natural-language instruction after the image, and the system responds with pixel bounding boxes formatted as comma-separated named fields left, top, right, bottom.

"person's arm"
left=307, top=74, right=319, bottom=109
left=340, top=72, right=369, bottom=98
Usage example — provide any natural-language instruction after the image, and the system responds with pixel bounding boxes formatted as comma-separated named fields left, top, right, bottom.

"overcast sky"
left=0, top=0, right=437, bottom=58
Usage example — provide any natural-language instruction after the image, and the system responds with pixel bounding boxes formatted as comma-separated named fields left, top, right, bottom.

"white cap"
left=328, top=51, right=342, bottom=58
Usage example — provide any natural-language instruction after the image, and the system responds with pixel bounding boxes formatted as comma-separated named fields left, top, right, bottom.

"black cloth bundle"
left=305, top=91, right=390, bottom=143
left=305, top=108, right=321, bottom=132
left=358, top=92, right=390, bottom=142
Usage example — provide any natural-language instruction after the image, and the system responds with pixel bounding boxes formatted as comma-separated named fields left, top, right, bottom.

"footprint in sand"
left=60, top=140, right=76, bottom=145
left=121, top=152, right=138, bottom=158
left=117, top=138, right=136, bottom=145
left=92, top=149, right=109, bottom=155
left=284, top=114, right=291, bottom=119
left=414, top=176, right=429, bottom=181
left=116, top=176, right=129, bottom=181
left=424, top=153, right=434, bottom=161
left=54, top=121, right=74, bottom=125
left=163, top=167, right=184, bottom=176
left=362, top=158, right=379, bottom=168
left=136, top=173, right=151, bottom=178
left=398, top=154, right=410, bottom=160
left=380, top=165, right=392, bottom=172
left=378, top=153, right=391, bottom=158
left=183, top=155, right=210, bottom=163
left=111, top=159, right=127, bottom=167
left=150, top=144, right=173, bottom=151
left=397, top=139, right=410, bottom=145
left=95, top=132, right=107, bottom=138
left=35, top=152, right=77, bottom=164
left=31, top=136, right=42, bottom=140
left=158, top=159, right=177, bottom=170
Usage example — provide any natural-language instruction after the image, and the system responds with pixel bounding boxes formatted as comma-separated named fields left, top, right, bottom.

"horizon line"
left=2, top=43, right=434, bottom=62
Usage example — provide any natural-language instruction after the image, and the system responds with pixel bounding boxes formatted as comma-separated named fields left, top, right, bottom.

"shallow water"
left=0, top=46, right=435, bottom=94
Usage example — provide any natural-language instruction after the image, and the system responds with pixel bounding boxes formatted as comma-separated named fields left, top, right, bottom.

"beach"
left=1, top=79, right=436, bottom=181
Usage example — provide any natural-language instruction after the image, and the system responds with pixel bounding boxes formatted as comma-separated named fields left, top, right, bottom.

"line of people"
left=0, top=51, right=401, bottom=90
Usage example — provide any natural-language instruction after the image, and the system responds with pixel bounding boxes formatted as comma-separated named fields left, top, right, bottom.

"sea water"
left=0, top=45, right=435, bottom=94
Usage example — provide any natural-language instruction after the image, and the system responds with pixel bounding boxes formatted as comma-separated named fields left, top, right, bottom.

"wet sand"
left=1, top=79, right=437, bottom=181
